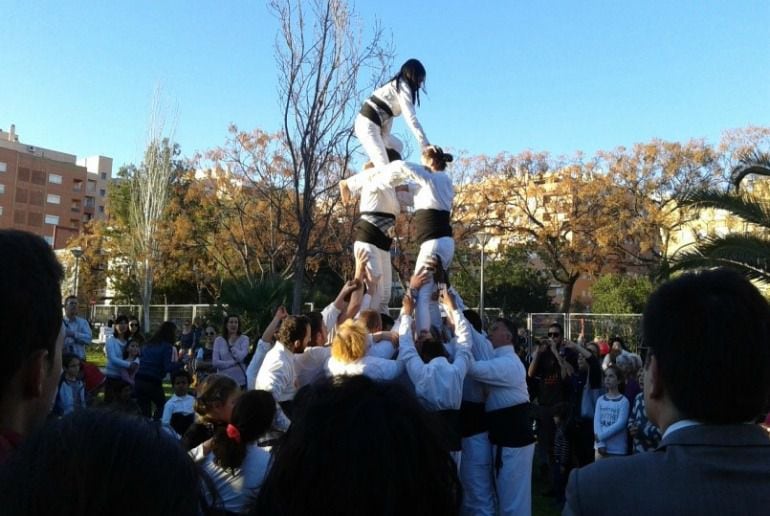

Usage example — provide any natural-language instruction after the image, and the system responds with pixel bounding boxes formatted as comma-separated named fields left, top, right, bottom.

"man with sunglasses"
left=528, top=322, right=578, bottom=497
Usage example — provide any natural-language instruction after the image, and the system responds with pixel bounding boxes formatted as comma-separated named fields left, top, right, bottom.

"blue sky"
left=1, top=0, right=768, bottom=170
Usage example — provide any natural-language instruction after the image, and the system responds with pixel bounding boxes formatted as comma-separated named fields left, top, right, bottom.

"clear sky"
left=1, top=0, right=768, bottom=170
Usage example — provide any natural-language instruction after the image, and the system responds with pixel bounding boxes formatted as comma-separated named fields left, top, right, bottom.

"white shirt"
left=468, top=345, right=530, bottom=411
left=462, top=327, right=497, bottom=404
left=366, top=334, right=397, bottom=359
left=255, top=342, right=296, bottom=403
left=398, top=312, right=471, bottom=411
left=370, top=78, right=430, bottom=148
left=345, top=166, right=403, bottom=216
left=201, top=445, right=271, bottom=513
left=381, top=160, right=454, bottom=212
left=294, top=346, right=331, bottom=388
left=161, top=394, right=196, bottom=433
left=325, top=354, right=404, bottom=381
left=246, top=339, right=273, bottom=390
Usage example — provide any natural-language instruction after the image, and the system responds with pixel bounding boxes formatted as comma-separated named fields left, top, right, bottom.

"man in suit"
left=564, top=268, right=770, bottom=515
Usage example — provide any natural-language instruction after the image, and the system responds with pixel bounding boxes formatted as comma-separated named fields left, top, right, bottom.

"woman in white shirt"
left=354, top=59, right=430, bottom=167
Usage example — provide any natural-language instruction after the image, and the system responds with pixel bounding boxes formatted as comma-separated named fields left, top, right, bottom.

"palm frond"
left=731, top=150, right=770, bottom=191
left=680, top=189, right=770, bottom=228
left=669, top=234, right=770, bottom=283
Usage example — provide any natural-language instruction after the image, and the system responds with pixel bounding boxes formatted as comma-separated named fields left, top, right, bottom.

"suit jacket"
left=564, top=423, right=770, bottom=516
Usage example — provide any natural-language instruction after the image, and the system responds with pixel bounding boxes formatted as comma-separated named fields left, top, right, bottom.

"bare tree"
left=129, top=93, right=177, bottom=329
left=270, top=0, right=392, bottom=313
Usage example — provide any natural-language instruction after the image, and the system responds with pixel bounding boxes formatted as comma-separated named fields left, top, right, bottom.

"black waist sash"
left=359, top=96, right=394, bottom=127
left=353, top=218, right=393, bottom=251
left=279, top=400, right=294, bottom=420
left=460, top=400, right=488, bottom=438
left=435, top=408, right=462, bottom=452
left=414, top=209, right=452, bottom=243
left=486, top=402, right=535, bottom=448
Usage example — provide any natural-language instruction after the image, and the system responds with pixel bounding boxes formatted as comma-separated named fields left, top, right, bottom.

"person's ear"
left=645, top=355, right=664, bottom=400
left=21, top=350, right=51, bottom=399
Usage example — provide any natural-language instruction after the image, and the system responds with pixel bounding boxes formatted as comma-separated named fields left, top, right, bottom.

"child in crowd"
left=182, top=374, right=240, bottom=451
left=628, top=367, right=661, bottom=453
left=194, top=326, right=218, bottom=387
left=53, top=354, right=86, bottom=416
left=120, top=340, right=141, bottom=386
left=162, top=370, right=196, bottom=439
left=594, top=365, right=630, bottom=459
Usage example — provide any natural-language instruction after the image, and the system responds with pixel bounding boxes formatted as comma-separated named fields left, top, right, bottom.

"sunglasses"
left=547, top=332, right=561, bottom=337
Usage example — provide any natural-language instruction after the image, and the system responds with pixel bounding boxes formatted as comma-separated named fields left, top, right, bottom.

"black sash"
left=435, top=409, right=462, bottom=452
left=359, top=96, right=394, bottom=127
left=414, top=209, right=452, bottom=243
left=353, top=219, right=393, bottom=251
left=460, top=400, right=488, bottom=438
left=279, top=400, right=294, bottom=420
left=486, top=402, right=535, bottom=448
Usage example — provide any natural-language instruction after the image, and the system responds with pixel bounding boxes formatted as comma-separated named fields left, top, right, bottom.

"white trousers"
left=494, top=442, right=535, bottom=516
left=354, top=114, right=403, bottom=167
left=460, top=432, right=495, bottom=516
left=414, top=237, right=455, bottom=332
left=353, top=241, right=392, bottom=315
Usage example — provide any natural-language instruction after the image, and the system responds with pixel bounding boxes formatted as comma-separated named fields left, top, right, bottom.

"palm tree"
left=669, top=151, right=770, bottom=282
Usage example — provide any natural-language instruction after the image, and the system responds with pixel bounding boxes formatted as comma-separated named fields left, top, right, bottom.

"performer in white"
left=385, top=147, right=455, bottom=333
left=339, top=153, right=405, bottom=316
left=398, top=288, right=471, bottom=463
left=467, top=318, right=536, bottom=516
left=325, top=319, right=403, bottom=381
left=354, top=58, right=431, bottom=167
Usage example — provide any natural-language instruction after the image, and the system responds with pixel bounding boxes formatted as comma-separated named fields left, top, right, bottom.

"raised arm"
left=396, top=83, right=429, bottom=149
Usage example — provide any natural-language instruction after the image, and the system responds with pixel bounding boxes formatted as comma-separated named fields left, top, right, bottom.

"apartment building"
left=0, top=124, right=112, bottom=248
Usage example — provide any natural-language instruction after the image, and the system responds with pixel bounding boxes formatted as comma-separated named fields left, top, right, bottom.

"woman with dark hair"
left=183, top=374, right=241, bottom=451
left=199, top=390, right=276, bottom=514
left=104, top=315, right=134, bottom=403
left=127, top=316, right=145, bottom=345
left=354, top=58, right=431, bottom=167
left=252, top=375, right=462, bottom=516
left=135, top=321, right=178, bottom=420
left=383, top=146, right=455, bottom=332
left=214, top=315, right=249, bottom=389
left=0, top=409, right=206, bottom=515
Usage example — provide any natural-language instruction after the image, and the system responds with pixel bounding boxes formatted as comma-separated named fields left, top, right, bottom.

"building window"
left=49, top=173, right=63, bottom=184
left=43, top=236, right=54, bottom=246
left=0, top=161, right=6, bottom=172
left=72, top=179, right=83, bottom=192
left=98, top=205, right=105, bottom=214
left=27, top=212, right=43, bottom=227
left=0, top=184, right=4, bottom=194
left=47, top=194, right=61, bottom=205
left=99, top=188, right=106, bottom=197
left=18, top=167, right=30, bottom=182
left=31, top=170, right=45, bottom=185
left=29, top=191, right=44, bottom=206
left=13, top=210, right=26, bottom=224
left=87, top=180, right=97, bottom=193
left=0, top=206, right=3, bottom=215
left=44, top=214, right=60, bottom=225
left=100, top=172, right=107, bottom=180
left=15, top=188, right=27, bottom=203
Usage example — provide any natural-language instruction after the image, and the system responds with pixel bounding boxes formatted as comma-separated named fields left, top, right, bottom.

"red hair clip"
left=226, top=423, right=241, bottom=444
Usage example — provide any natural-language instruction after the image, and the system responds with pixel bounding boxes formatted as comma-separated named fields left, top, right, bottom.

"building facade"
left=0, top=124, right=111, bottom=248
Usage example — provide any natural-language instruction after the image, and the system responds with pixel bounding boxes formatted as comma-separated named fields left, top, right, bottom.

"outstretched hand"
left=402, top=293, right=415, bottom=316
left=409, top=269, right=431, bottom=290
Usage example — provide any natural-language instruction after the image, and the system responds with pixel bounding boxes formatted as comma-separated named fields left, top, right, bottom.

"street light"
left=70, top=247, right=84, bottom=297
left=474, top=232, right=491, bottom=328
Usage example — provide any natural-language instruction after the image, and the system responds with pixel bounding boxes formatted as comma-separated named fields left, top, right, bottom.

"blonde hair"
left=332, top=319, right=368, bottom=363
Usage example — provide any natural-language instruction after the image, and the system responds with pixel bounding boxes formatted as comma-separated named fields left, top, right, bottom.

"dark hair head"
left=610, top=336, right=626, bottom=350
left=211, top=390, right=275, bottom=472
left=254, top=375, right=461, bottom=516
left=359, top=309, right=382, bottom=333
left=222, top=314, right=241, bottom=337
left=392, top=58, right=426, bottom=106
left=64, top=295, right=78, bottom=305
left=194, top=374, right=239, bottom=420
left=171, top=369, right=192, bottom=385
left=0, top=409, right=203, bottom=515
left=276, top=315, right=309, bottom=351
left=494, top=318, right=518, bottom=339
left=62, top=353, right=81, bottom=369
left=643, top=268, right=770, bottom=423
left=148, top=321, right=177, bottom=346
left=549, top=322, right=564, bottom=334
left=463, top=310, right=483, bottom=333
left=419, top=335, right=450, bottom=364
left=305, top=311, right=324, bottom=345
left=113, top=315, right=130, bottom=340
left=0, top=230, right=63, bottom=399
left=380, top=313, right=395, bottom=332
left=422, top=146, right=454, bottom=172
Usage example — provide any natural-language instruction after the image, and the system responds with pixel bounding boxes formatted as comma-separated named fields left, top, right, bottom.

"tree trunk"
left=558, top=274, right=579, bottom=313
left=291, top=251, right=306, bottom=314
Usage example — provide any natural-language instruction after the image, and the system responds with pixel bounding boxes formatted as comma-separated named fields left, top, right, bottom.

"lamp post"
left=70, top=247, right=84, bottom=297
left=474, top=232, right=491, bottom=328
